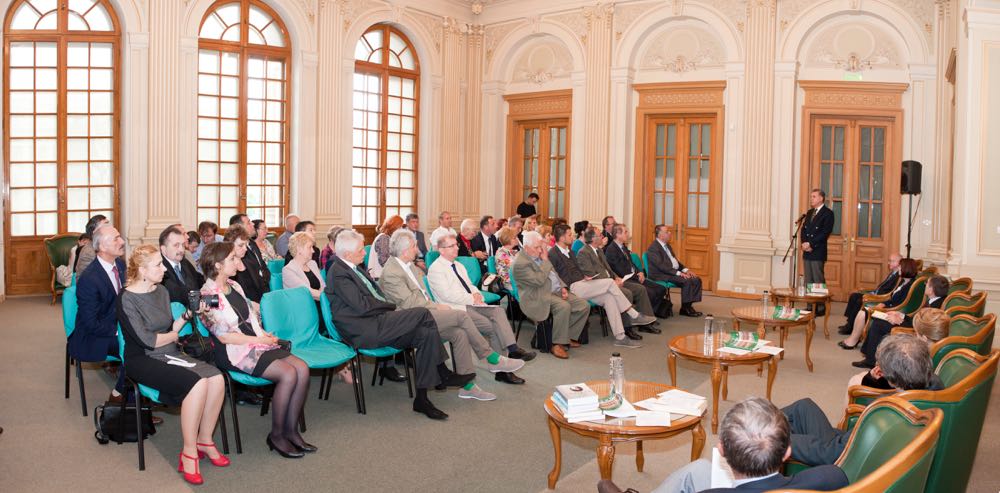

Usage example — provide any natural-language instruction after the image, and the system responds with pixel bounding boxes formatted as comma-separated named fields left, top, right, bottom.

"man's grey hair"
left=436, top=233, right=457, bottom=250
left=92, top=224, right=116, bottom=253
left=390, top=229, right=416, bottom=257
left=522, top=231, right=543, bottom=249
left=876, top=334, right=934, bottom=390
left=334, top=229, right=364, bottom=258
left=719, top=397, right=790, bottom=478
left=507, top=215, right=524, bottom=227
left=284, top=213, right=299, bottom=226
left=459, top=218, right=477, bottom=233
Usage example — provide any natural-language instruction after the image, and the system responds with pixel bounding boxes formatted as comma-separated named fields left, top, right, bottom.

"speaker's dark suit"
left=860, top=296, right=943, bottom=364
left=602, top=242, right=667, bottom=314
left=645, top=240, right=703, bottom=304
left=324, top=258, right=442, bottom=389
left=843, top=269, right=899, bottom=323
left=412, top=229, right=428, bottom=259
left=161, top=254, right=205, bottom=305
left=801, top=205, right=835, bottom=262
left=701, top=464, right=848, bottom=492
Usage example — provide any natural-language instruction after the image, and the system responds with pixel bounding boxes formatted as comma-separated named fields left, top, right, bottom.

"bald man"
left=839, top=253, right=902, bottom=335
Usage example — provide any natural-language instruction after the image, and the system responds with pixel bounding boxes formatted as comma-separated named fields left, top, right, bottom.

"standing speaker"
left=901, top=160, right=922, bottom=195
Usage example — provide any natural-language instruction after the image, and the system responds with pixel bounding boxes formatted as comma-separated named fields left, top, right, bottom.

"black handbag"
left=177, top=330, right=214, bottom=363
left=93, top=400, right=156, bottom=444
left=480, top=273, right=503, bottom=295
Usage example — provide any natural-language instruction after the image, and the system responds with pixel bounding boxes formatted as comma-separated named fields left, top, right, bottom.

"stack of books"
left=635, top=389, right=708, bottom=417
left=552, top=383, right=604, bottom=423
left=807, top=283, right=829, bottom=295
left=772, top=306, right=807, bottom=320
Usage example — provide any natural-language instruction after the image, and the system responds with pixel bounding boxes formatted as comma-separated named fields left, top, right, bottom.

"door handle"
left=850, top=237, right=856, bottom=252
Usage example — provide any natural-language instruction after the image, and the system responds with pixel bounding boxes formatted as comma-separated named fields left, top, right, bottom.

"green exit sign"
left=843, top=72, right=863, bottom=81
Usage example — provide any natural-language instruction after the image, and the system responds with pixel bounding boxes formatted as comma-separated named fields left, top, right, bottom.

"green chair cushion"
left=62, top=286, right=78, bottom=337
left=426, top=251, right=440, bottom=268
left=838, top=405, right=934, bottom=489
left=261, top=287, right=355, bottom=369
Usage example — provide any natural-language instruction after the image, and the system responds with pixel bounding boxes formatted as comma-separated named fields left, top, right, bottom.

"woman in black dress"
left=118, top=244, right=226, bottom=485
left=198, top=242, right=314, bottom=459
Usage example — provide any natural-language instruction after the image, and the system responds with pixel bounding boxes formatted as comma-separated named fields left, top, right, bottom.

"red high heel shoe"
left=197, top=442, right=231, bottom=467
left=177, top=452, right=203, bottom=485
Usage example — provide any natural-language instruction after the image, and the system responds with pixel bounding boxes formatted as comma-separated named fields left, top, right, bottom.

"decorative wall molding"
left=640, top=26, right=723, bottom=72
left=410, top=10, right=445, bottom=52
left=336, top=0, right=379, bottom=32
left=548, top=9, right=589, bottom=44
left=613, top=1, right=659, bottom=40
left=798, top=80, right=908, bottom=109
left=503, top=90, right=573, bottom=117
left=483, top=20, right=524, bottom=62
left=511, top=39, right=574, bottom=83
left=700, top=0, right=747, bottom=32
left=633, top=81, right=726, bottom=109
left=806, top=23, right=902, bottom=70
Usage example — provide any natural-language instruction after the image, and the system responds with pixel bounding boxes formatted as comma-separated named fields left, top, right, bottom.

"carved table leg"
left=757, top=361, right=763, bottom=377
left=546, top=417, right=562, bottom=489
left=756, top=322, right=765, bottom=339
left=636, top=441, right=644, bottom=472
left=597, top=434, right=616, bottom=480
left=805, top=320, right=815, bottom=372
left=691, top=421, right=706, bottom=461
left=668, top=351, right=677, bottom=387
left=721, top=365, right=729, bottom=401
left=779, top=327, right=786, bottom=360
left=710, top=361, right=722, bottom=433
left=766, top=356, right=778, bottom=400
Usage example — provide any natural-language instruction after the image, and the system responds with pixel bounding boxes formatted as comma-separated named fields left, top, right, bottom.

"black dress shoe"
left=495, top=372, right=525, bottom=384
left=637, top=326, right=661, bottom=334
left=624, top=328, right=643, bottom=341
left=413, top=398, right=448, bottom=420
left=838, top=341, right=859, bottom=350
left=291, top=441, right=318, bottom=453
left=267, top=436, right=304, bottom=458
left=680, top=307, right=703, bottom=317
left=508, top=347, right=537, bottom=361
left=236, top=391, right=263, bottom=406
left=379, top=366, right=407, bottom=383
left=440, top=372, right=476, bottom=388
left=851, top=360, right=875, bottom=369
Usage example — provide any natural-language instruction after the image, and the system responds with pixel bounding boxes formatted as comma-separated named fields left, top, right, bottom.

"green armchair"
left=43, top=233, right=79, bottom=304
left=929, top=319, right=996, bottom=368
left=942, top=291, right=986, bottom=318
left=947, top=277, right=972, bottom=295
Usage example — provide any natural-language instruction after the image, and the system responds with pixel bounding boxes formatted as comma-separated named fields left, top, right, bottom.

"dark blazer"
left=886, top=277, right=915, bottom=308
left=413, top=230, right=428, bottom=259
left=324, top=257, right=399, bottom=348
left=873, top=270, right=900, bottom=295
left=646, top=241, right=685, bottom=280
left=548, top=246, right=586, bottom=286
left=516, top=201, right=536, bottom=218
left=701, top=464, right=848, bottom=493
left=283, top=245, right=321, bottom=267
left=802, top=205, right=835, bottom=261
left=160, top=254, right=205, bottom=305
left=470, top=231, right=501, bottom=257
left=237, top=243, right=272, bottom=303
left=246, top=242, right=272, bottom=286
left=457, top=236, right=474, bottom=258
left=605, top=241, right=640, bottom=279
left=69, top=257, right=126, bottom=361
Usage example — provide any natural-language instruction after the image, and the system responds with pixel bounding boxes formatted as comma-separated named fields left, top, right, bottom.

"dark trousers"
left=860, top=318, right=894, bottom=363
left=105, top=339, right=125, bottom=393
left=660, top=274, right=703, bottom=304
left=366, top=309, right=443, bottom=390
left=784, top=398, right=849, bottom=466
left=629, top=279, right=668, bottom=315
left=843, top=292, right=864, bottom=322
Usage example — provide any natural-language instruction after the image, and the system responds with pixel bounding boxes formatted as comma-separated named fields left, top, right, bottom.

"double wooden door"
left=508, top=119, right=569, bottom=220
left=804, top=117, right=900, bottom=299
left=639, top=116, right=719, bottom=289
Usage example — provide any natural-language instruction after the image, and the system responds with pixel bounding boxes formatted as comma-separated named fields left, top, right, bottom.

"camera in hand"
left=187, top=290, right=220, bottom=312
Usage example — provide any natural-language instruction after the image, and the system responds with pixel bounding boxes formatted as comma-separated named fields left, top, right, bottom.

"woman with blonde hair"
left=368, top=214, right=404, bottom=279
left=118, top=244, right=226, bottom=484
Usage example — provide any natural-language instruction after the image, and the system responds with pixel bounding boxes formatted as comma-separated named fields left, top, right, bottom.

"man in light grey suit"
left=379, top=229, right=523, bottom=401
left=576, top=226, right=656, bottom=320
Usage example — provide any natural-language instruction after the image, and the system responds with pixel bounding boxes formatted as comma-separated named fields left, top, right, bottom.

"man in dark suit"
left=801, top=189, right=835, bottom=316
left=159, top=225, right=205, bottom=304
left=600, top=216, right=616, bottom=245
left=576, top=226, right=657, bottom=328
left=325, top=229, right=460, bottom=420
left=840, top=252, right=902, bottom=334
left=70, top=224, right=128, bottom=400
left=516, top=192, right=539, bottom=218
left=404, top=213, right=428, bottom=268
left=469, top=215, right=501, bottom=272
left=646, top=224, right=704, bottom=317
left=598, top=397, right=848, bottom=493
left=603, top=224, right=670, bottom=322
left=854, top=275, right=949, bottom=368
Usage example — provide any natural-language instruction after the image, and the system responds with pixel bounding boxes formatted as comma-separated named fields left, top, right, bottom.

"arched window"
left=197, top=0, right=289, bottom=226
left=352, top=24, right=419, bottom=229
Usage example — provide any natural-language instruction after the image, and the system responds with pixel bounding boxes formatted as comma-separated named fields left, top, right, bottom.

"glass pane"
left=67, top=139, right=89, bottom=160
left=700, top=159, right=709, bottom=192
left=10, top=139, right=33, bottom=161
left=11, top=189, right=34, bottom=212
left=91, top=44, right=112, bottom=67
left=857, top=203, right=869, bottom=237
left=834, top=127, right=844, bottom=161
left=9, top=116, right=33, bottom=137
left=10, top=163, right=33, bottom=187
left=655, top=125, right=664, bottom=155
left=36, top=188, right=57, bottom=210
left=832, top=163, right=843, bottom=198
left=90, top=139, right=112, bottom=160
left=688, top=159, right=697, bottom=194
left=67, top=188, right=89, bottom=209
left=859, top=165, right=870, bottom=201
left=689, top=125, right=699, bottom=155
left=873, top=127, right=885, bottom=163
left=37, top=162, right=57, bottom=186
left=10, top=213, right=34, bottom=236
left=68, top=212, right=89, bottom=232
left=871, top=203, right=883, bottom=239
left=872, top=166, right=883, bottom=201
left=821, top=126, right=831, bottom=160
left=699, top=195, right=709, bottom=228
left=654, top=193, right=663, bottom=224
left=666, top=159, right=675, bottom=191
left=91, top=187, right=112, bottom=209
left=701, top=124, right=711, bottom=157
left=11, top=4, right=41, bottom=30
left=84, top=4, right=112, bottom=31
left=37, top=212, right=57, bottom=235
left=36, top=139, right=56, bottom=161
left=91, top=162, right=113, bottom=184
left=67, top=163, right=88, bottom=186
left=655, top=158, right=664, bottom=185
left=687, top=195, right=697, bottom=227
left=832, top=201, right=842, bottom=236
left=664, top=194, right=674, bottom=225
left=860, top=127, right=871, bottom=161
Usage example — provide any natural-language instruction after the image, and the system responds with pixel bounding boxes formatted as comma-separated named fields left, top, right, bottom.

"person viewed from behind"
left=847, top=307, right=949, bottom=391
left=118, top=244, right=226, bottom=485
left=199, top=242, right=314, bottom=458
left=851, top=275, right=949, bottom=369
left=275, top=213, right=300, bottom=257
left=368, top=214, right=404, bottom=280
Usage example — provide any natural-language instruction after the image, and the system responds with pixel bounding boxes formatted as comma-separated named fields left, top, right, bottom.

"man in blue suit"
left=801, top=188, right=835, bottom=316
left=598, top=397, right=848, bottom=493
left=69, top=224, right=127, bottom=400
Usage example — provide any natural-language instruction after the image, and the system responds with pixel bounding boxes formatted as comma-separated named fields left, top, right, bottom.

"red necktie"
left=111, top=264, right=122, bottom=293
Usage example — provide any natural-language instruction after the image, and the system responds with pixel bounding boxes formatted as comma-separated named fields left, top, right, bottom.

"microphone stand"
left=782, top=213, right=806, bottom=288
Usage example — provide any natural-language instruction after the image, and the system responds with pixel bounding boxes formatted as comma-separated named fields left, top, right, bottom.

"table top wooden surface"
left=731, top=305, right=816, bottom=325
left=770, top=288, right=833, bottom=302
left=668, top=333, right=775, bottom=364
left=544, top=380, right=702, bottom=435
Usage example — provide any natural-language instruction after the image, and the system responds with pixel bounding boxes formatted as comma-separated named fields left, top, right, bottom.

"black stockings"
left=261, top=355, right=310, bottom=452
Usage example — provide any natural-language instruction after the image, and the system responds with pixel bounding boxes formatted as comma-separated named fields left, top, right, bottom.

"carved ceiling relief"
left=613, top=2, right=659, bottom=40
left=511, top=39, right=574, bottom=84
left=805, top=23, right=902, bottom=71
left=777, top=0, right=935, bottom=48
left=639, top=26, right=724, bottom=73
left=484, top=21, right=525, bottom=63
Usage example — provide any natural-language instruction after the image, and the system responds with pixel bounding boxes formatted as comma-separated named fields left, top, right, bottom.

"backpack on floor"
left=93, top=400, right=155, bottom=444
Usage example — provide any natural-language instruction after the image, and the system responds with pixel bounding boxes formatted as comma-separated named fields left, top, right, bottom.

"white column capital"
left=127, top=32, right=150, bottom=48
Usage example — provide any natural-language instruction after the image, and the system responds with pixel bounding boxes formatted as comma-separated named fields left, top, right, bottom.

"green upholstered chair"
left=947, top=277, right=972, bottom=295
left=44, top=232, right=79, bottom=304
left=426, top=250, right=440, bottom=267
left=62, top=285, right=120, bottom=417
left=840, top=350, right=998, bottom=493
left=942, top=291, right=986, bottom=318
left=929, top=320, right=996, bottom=367
left=861, top=276, right=928, bottom=345
left=269, top=272, right=283, bottom=292
left=630, top=252, right=643, bottom=272
left=456, top=255, right=501, bottom=304
left=266, top=258, right=284, bottom=276
left=487, top=255, right=497, bottom=274
left=916, top=265, right=938, bottom=278
left=570, top=239, right=584, bottom=255
left=265, top=231, right=277, bottom=248
left=640, top=252, right=678, bottom=290
left=949, top=313, right=995, bottom=338
left=363, top=245, right=371, bottom=267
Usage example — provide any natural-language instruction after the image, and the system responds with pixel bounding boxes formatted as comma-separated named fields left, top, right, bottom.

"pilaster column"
left=439, top=20, right=466, bottom=218
left=927, top=0, right=956, bottom=262
left=608, top=67, right=634, bottom=222
left=581, top=3, right=614, bottom=220
left=121, top=31, right=149, bottom=245
left=295, top=51, right=319, bottom=223
left=465, top=26, right=485, bottom=217
left=567, top=71, right=587, bottom=221
left=314, top=4, right=348, bottom=227
left=480, top=80, right=506, bottom=215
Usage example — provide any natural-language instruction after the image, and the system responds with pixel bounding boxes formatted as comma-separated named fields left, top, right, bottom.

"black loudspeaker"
left=901, top=160, right=922, bottom=195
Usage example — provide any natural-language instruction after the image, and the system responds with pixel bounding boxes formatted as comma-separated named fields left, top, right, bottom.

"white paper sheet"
left=710, top=447, right=736, bottom=488
left=603, top=397, right=638, bottom=418
left=755, top=345, right=785, bottom=356
left=635, top=411, right=671, bottom=427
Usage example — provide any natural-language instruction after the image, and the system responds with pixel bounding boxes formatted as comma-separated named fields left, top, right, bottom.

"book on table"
left=772, top=305, right=806, bottom=320
left=721, top=331, right=759, bottom=350
left=807, top=283, right=829, bottom=295
left=555, top=383, right=599, bottom=406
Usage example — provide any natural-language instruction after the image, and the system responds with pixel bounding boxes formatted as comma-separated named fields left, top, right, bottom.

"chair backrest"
left=641, top=252, right=651, bottom=276
left=487, top=255, right=497, bottom=274
left=266, top=259, right=284, bottom=276
left=44, top=233, right=79, bottom=270
left=893, top=276, right=929, bottom=314
left=456, top=256, right=482, bottom=287
left=260, top=287, right=320, bottom=347
left=169, top=302, right=194, bottom=337
left=930, top=319, right=996, bottom=366
left=363, top=245, right=371, bottom=267
left=947, top=277, right=972, bottom=295
left=507, top=265, right=521, bottom=301
left=570, top=239, right=584, bottom=255
left=423, top=277, right=437, bottom=302
left=265, top=231, right=277, bottom=248
left=943, top=291, right=986, bottom=318
left=426, top=250, right=440, bottom=268
left=62, top=285, right=78, bottom=337
left=916, top=265, right=937, bottom=277
left=830, top=397, right=942, bottom=493
left=630, top=252, right=642, bottom=272
left=318, top=291, right=345, bottom=343
left=948, top=313, right=995, bottom=338
left=269, top=272, right=283, bottom=292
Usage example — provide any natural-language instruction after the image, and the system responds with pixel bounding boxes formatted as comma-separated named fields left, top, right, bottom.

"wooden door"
left=806, top=117, right=898, bottom=299
left=642, top=116, right=718, bottom=288
left=508, top=119, right=569, bottom=220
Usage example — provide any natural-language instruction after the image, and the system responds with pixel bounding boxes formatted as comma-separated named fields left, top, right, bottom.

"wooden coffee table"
left=543, top=380, right=705, bottom=489
left=731, top=305, right=817, bottom=372
left=667, top=333, right=778, bottom=433
left=770, top=288, right=833, bottom=339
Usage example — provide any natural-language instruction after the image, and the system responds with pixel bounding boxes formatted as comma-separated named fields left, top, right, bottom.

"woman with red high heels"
left=118, top=244, right=227, bottom=485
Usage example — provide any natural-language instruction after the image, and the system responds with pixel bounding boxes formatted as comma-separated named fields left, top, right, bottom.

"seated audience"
left=840, top=253, right=902, bottom=334
left=74, top=214, right=110, bottom=275
left=548, top=224, right=656, bottom=348
left=57, top=233, right=89, bottom=286
left=252, top=219, right=280, bottom=262
left=577, top=226, right=660, bottom=334
left=848, top=307, right=950, bottom=391
left=645, top=224, right=704, bottom=317
left=367, top=214, right=403, bottom=279
left=598, top=397, right=848, bottom=493
left=600, top=216, right=616, bottom=245
left=118, top=245, right=226, bottom=485
left=282, top=220, right=320, bottom=266
left=511, top=232, right=590, bottom=359
left=536, top=224, right=555, bottom=248
left=429, top=210, right=457, bottom=251
left=379, top=230, right=524, bottom=401
left=517, top=192, right=539, bottom=218
left=186, top=231, right=201, bottom=271
left=283, top=232, right=325, bottom=315
left=70, top=223, right=127, bottom=401
left=319, top=225, right=345, bottom=270
left=604, top=223, right=670, bottom=322
left=571, top=221, right=588, bottom=253
left=840, top=258, right=918, bottom=349
left=199, top=242, right=314, bottom=458
left=275, top=213, right=299, bottom=257
left=428, top=234, right=535, bottom=385
left=783, top=334, right=943, bottom=466
left=325, top=229, right=451, bottom=420
left=160, top=225, right=205, bottom=305
left=851, top=275, right=949, bottom=368
left=523, top=214, right=538, bottom=234
left=225, top=226, right=268, bottom=304
left=494, top=227, right=519, bottom=290
left=193, top=221, right=223, bottom=262
left=457, top=218, right=479, bottom=258
left=470, top=215, right=501, bottom=272
left=505, top=215, right=524, bottom=251
left=232, top=214, right=271, bottom=294
left=404, top=213, right=428, bottom=268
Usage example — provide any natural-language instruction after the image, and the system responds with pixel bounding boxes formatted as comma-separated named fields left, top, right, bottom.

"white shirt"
left=556, top=244, right=570, bottom=257
left=480, top=232, right=494, bottom=256
left=394, top=257, right=429, bottom=300
left=426, top=257, right=477, bottom=311
left=97, top=256, right=121, bottom=293
left=429, top=226, right=457, bottom=251
left=656, top=239, right=687, bottom=272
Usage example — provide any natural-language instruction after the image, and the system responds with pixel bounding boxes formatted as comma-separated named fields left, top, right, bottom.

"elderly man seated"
left=428, top=233, right=536, bottom=386
left=379, top=229, right=523, bottom=401
left=598, top=397, right=848, bottom=493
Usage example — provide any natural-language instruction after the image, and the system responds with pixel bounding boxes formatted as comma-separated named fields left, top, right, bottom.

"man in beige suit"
left=379, top=230, right=523, bottom=401
left=510, top=231, right=590, bottom=359
left=576, top=226, right=656, bottom=321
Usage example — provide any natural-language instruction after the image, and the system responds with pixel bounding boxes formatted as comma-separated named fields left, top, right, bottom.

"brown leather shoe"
left=551, top=345, right=569, bottom=359
left=568, top=339, right=582, bottom=348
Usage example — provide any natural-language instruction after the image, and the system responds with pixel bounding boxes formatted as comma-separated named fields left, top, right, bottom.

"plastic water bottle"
left=796, top=275, right=806, bottom=296
left=703, top=314, right=715, bottom=354
left=762, top=290, right=770, bottom=317
left=609, top=352, right=624, bottom=397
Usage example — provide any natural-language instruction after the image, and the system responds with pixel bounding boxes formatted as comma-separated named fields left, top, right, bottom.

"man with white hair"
left=429, top=211, right=457, bottom=252
left=275, top=213, right=299, bottom=257
left=325, top=229, right=460, bottom=420
left=380, top=230, right=524, bottom=401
